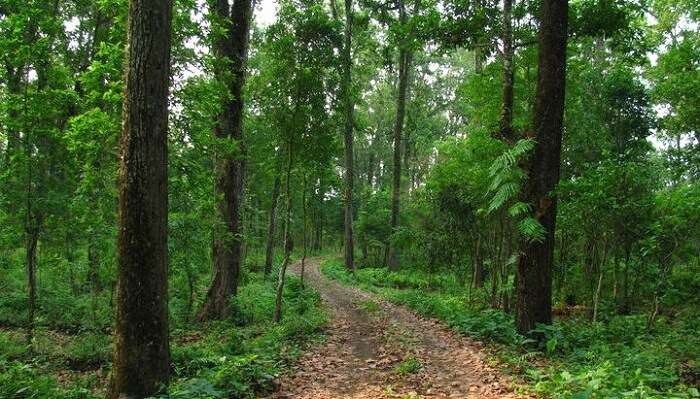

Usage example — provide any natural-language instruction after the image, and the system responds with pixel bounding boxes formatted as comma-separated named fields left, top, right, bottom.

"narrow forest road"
left=270, top=257, right=529, bottom=399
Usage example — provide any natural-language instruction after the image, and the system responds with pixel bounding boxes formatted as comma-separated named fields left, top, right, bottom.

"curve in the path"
left=270, top=257, right=530, bottom=399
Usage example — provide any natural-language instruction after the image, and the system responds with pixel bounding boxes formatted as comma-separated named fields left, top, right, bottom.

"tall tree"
left=387, top=0, right=416, bottom=270
left=499, top=0, right=515, bottom=141
left=264, top=173, right=281, bottom=275
left=198, top=0, right=254, bottom=321
left=274, top=140, right=294, bottom=323
left=341, top=0, right=356, bottom=271
left=515, top=0, right=569, bottom=335
left=108, top=0, right=173, bottom=396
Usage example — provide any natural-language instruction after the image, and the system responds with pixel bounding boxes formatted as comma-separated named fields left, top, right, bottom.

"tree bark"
left=499, top=0, right=515, bottom=141
left=367, top=146, right=375, bottom=188
left=108, top=0, right=172, bottom=396
left=301, top=175, right=308, bottom=287
left=264, top=174, right=281, bottom=275
left=341, top=0, right=356, bottom=271
left=515, top=0, right=568, bottom=335
left=88, top=243, right=102, bottom=293
left=198, top=0, right=254, bottom=321
left=387, top=1, right=414, bottom=270
left=26, top=226, right=38, bottom=343
left=2, top=66, right=22, bottom=169
left=274, top=142, right=294, bottom=323
left=592, top=270, right=603, bottom=323
left=473, top=234, right=485, bottom=288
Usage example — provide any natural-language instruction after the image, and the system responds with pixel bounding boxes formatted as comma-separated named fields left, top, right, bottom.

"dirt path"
left=270, top=257, right=529, bottom=399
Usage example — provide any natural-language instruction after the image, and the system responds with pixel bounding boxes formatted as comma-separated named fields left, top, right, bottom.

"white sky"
left=255, top=0, right=278, bottom=27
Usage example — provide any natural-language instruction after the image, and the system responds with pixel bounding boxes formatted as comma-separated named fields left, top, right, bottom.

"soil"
left=269, top=257, right=531, bottom=399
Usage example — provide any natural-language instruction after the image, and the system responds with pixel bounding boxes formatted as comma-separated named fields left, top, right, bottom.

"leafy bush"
left=0, top=268, right=327, bottom=399
left=166, top=273, right=327, bottom=399
left=0, top=360, right=97, bottom=399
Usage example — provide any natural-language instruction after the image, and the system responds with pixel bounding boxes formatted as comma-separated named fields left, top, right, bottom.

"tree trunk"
left=24, top=88, right=41, bottom=344
left=26, top=226, right=38, bottom=344
left=491, top=265, right=500, bottom=309
left=387, top=2, right=413, bottom=270
left=367, top=148, right=375, bottom=188
left=264, top=174, right=281, bottom=275
left=274, top=142, right=293, bottom=323
left=647, top=258, right=670, bottom=329
left=515, top=0, right=568, bottom=336
left=618, top=249, right=631, bottom=315
left=88, top=242, right=101, bottom=327
left=198, top=0, right=254, bottom=321
left=592, top=270, right=603, bottom=323
left=501, top=218, right=512, bottom=313
left=473, top=236, right=485, bottom=288
left=499, top=0, right=515, bottom=141
left=2, top=67, right=22, bottom=169
left=88, top=243, right=102, bottom=293
left=185, top=263, right=196, bottom=323
left=107, top=0, right=172, bottom=396
left=341, top=0, right=355, bottom=271
left=301, top=174, right=308, bottom=288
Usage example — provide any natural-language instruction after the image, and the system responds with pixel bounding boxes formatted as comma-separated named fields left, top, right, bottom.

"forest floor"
left=269, top=257, right=531, bottom=399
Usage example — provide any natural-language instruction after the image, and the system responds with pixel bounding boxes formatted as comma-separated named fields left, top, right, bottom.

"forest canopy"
left=0, top=0, right=698, bottom=398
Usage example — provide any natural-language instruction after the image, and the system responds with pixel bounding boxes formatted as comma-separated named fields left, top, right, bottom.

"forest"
left=0, top=0, right=698, bottom=398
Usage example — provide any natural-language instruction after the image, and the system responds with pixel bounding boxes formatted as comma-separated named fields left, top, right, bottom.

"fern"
left=508, top=202, right=530, bottom=217
left=518, top=217, right=546, bottom=243
left=488, top=182, right=519, bottom=213
left=489, top=138, right=535, bottom=176
left=486, top=139, right=543, bottom=242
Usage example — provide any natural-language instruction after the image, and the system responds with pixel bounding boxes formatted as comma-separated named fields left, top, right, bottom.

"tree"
left=387, top=0, right=418, bottom=270
left=499, top=0, right=515, bottom=141
left=264, top=172, right=281, bottom=276
left=198, top=0, right=254, bottom=321
left=274, top=141, right=294, bottom=322
left=341, top=0, right=356, bottom=271
left=108, top=0, right=173, bottom=397
left=515, top=0, right=569, bottom=335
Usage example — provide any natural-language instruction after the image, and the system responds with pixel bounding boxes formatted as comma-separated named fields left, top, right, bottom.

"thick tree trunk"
left=274, top=143, right=293, bottom=323
left=341, top=0, right=355, bottom=271
left=387, top=3, right=413, bottom=270
left=499, top=0, right=515, bottom=141
left=515, top=0, right=568, bottom=335
left=264, top=174, right=281, bottom=275
left=198, top=0, right=254, bottom=321
left=107, top=0, right=172, bottom=396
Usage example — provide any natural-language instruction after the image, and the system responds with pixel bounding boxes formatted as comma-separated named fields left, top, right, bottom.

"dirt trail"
left=270, top=257, right=529, bottom=399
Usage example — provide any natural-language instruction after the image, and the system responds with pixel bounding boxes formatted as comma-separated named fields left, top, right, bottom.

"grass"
left=0, top=271, right=327, bottom=399
left=322, top=257, right=700, bottom=399
left=355, top=299, right=381, bottom=314
left=394, top=357, right=422, bottom=375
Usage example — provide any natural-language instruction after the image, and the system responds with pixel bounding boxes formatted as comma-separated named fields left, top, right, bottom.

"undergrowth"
left=0, top=271, right=327, bottom=399
left=322, top=257, right=700, bottom=399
